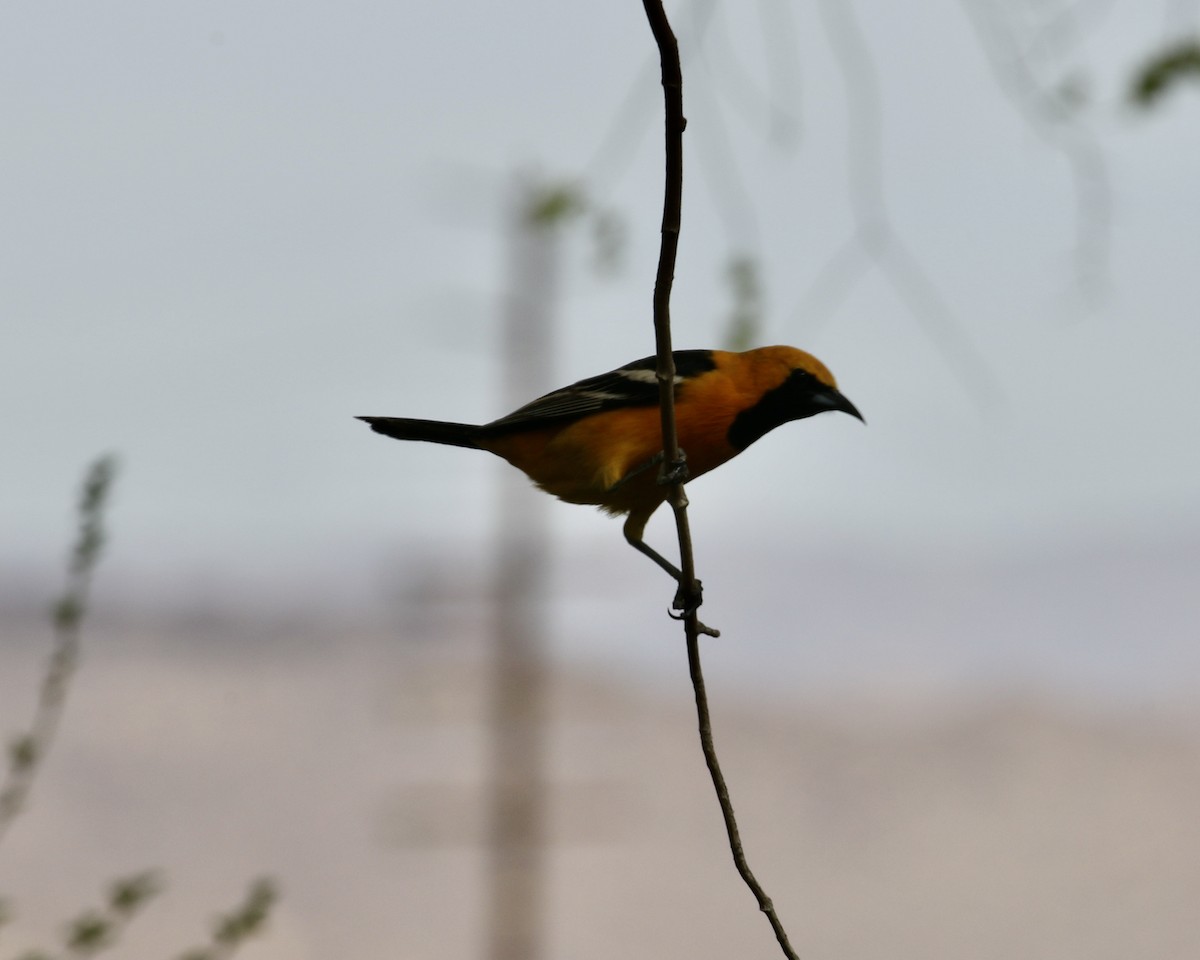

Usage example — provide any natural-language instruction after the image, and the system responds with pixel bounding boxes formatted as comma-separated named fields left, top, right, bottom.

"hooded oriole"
left=359, top=345, right=862, bottom=604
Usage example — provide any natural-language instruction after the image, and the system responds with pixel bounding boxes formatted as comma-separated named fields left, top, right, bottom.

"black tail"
left=357, top=416, right=483, bottom=449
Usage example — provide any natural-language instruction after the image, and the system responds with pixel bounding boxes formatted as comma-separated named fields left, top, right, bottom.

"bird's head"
left=727, top=346, right=864, bottom=450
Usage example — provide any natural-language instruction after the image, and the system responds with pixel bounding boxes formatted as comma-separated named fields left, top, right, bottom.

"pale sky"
left=3, top=0, right=1198, bottom=614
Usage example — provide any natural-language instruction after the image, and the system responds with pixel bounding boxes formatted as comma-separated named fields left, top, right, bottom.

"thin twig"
left=957, top=0, right=1113, bottom=308
left=686, top=635, right=799, bottom=959
left=0, top=455, right=117, bottom=849
left=640, top=1, right=800, bottom=957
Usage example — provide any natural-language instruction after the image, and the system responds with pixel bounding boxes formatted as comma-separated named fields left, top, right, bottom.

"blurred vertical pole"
left=486, top=176, right=571, bottom=960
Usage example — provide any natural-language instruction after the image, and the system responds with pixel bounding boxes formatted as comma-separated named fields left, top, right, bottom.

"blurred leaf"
left=65, top=909, right=112, bottom=952
left=7, top=735, right=38, bottom=772
left=178, top=877, right=278, bottom=959
left=107, top=871, right=162, bottom=915
left=1131, top=38, right=1200, bottom=108
left=524, top=183, right=586, bottom=227
left=723, top=255, right=763, bottom=351
left=51, top=595, right=81, bottom=631
left=212, top=879, right=276, bottom=944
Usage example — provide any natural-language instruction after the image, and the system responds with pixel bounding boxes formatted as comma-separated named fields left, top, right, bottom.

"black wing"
left=480, top=349, right=717, bottom=436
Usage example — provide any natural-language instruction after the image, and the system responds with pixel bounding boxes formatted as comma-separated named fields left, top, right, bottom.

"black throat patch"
left=727, top=369, right=829, bottom=451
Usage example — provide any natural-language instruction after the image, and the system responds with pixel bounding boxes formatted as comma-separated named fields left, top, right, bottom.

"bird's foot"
left=658, top=448, right=690, bottom=486
left=670, top=577, right=701, bottom=612
left=666, top=579, right=719, bottom=635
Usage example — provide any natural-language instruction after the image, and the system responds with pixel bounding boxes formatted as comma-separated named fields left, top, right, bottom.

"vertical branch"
left=485, top=179, right=565, bottom=960
left=639, top=2, right=800, bottom=957
left=641, top=0, right=688, bottom=494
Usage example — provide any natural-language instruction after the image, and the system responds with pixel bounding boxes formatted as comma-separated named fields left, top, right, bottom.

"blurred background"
left=2, top=1, right=1199, bottom=957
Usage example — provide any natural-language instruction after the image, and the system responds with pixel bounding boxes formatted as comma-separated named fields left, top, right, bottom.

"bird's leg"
left=622, top=512, right=703, bottom=614
left=654, top=448, right=702, bottom=616
left=614, top=456, right=698, bottom=607
left=623, top=518, right=682, bottom=581
left=609, top=451, right=664, bottom=492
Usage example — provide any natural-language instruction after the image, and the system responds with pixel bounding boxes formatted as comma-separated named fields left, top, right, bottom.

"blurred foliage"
left=723, top=255, right=763, bottom=351
left=1131, top=37, right=1200, bottom=108
left=590, top=207, right=627, bottom=276
left=524, top=182, right=586, bottom=227
left=105, top=873, right=162, bottom=917
left=1, top=460, right=277, bottom=960
left=0, top=456, right=116, bottom=843
left=519, top=178, right=626, bottom=276
left=175, top=879, right=278, bottom=960
left=5, top=871, right=160, bottom=960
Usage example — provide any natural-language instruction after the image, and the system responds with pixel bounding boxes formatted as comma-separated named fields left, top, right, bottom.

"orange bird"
left=359, top=345, right=862, bottom=605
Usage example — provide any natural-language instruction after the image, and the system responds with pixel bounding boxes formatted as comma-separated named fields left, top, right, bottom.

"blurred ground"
left=1, top=600, right=1198, bottom=960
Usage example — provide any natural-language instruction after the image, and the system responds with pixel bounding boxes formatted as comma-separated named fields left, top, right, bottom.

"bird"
left=359, top=345, right=863, bottom=610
